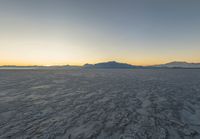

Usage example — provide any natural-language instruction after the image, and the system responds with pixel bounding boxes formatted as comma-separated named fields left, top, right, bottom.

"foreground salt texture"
left=0, top=69, right=200, bottom=139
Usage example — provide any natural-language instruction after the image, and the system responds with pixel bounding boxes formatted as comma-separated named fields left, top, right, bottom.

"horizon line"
left=1, top=60, right=200, bottom=67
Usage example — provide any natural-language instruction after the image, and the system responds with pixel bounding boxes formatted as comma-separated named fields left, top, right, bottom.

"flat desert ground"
left=0, top=69, right=200, bottom=139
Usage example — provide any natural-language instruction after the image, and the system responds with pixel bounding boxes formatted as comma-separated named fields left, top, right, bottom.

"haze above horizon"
left=0, top=0, right=200, bottom=66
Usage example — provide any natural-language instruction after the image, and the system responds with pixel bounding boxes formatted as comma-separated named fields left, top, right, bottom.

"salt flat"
left=0, top=69, right=200, bottom=139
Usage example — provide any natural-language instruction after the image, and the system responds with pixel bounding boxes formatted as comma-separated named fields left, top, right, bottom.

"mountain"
left=83, top=61, right=140, bottom=69
left=156, top=61, right=200, bottom=68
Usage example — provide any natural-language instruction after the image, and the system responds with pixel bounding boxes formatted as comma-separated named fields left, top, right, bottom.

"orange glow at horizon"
left=1, top=41, right=200, bottom=66
left=1, top=56, right=200, bottom=66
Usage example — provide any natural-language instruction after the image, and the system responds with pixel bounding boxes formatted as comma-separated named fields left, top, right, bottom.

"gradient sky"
left=0, top=0, right=200, bottom=66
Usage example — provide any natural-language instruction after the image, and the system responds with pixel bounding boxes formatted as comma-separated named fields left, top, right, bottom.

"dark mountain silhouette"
left=83, top=61, right=140, bottom=69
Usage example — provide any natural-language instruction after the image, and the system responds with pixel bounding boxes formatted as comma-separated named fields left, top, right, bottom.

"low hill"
left=156, top=61, right=200, bottom=68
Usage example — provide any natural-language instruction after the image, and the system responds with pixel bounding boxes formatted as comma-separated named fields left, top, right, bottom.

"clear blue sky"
left=0, top=0, right=200, bottom=65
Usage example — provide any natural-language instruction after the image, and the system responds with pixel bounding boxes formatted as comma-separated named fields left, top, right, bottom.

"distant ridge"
left=0, top=65, right=81, bottom=69
left=83, top=61, right=141, bottom=69
left=1, top=61, right=200, bottom=69
left=156, top=61, right=200, bottom=68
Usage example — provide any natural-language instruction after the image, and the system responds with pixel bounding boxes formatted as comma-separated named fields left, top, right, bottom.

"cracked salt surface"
left=0, top=69, right=200, bottom=139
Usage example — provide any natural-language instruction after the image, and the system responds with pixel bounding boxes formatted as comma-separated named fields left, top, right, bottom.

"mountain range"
left=1, top=61, right=200, bottom=69
left=83, top=61, right=200, bottom=69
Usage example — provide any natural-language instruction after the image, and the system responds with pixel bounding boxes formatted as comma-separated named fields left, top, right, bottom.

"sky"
left=0, top=0, right=200, bottom=66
